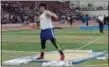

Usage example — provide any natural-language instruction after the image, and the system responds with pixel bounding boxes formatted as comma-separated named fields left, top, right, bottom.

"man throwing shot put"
left=36, top=3, right=65, bottom=60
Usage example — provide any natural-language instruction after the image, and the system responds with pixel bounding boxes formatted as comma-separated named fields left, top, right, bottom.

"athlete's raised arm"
left=45, top=10, right=58, bottom=20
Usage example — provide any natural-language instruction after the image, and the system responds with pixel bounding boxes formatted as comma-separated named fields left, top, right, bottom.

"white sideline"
left=2, top=50, right=39, bottom=53
left=76, top=33, right=108, bottom=50
left=2, top=49, right=93, bottom=53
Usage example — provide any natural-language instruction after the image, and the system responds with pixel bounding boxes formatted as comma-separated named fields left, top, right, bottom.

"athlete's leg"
left=37, top=39, right=46, bottom=59
left=50, top=38, right=60, bottom=49
left=50, top=38, right=65, bottom=60
left=37, top=29, right=47, bottom=59
left=86, top=21, right=88, bottom=26
left=101, top=23, right=104, bottom=33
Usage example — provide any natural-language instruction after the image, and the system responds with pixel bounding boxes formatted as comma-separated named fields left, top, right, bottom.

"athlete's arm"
left=45, top=10, right=58, bottom=20
left=34, top=16, right=40, bottom=28
left=35, top=16, right=40, bottom=23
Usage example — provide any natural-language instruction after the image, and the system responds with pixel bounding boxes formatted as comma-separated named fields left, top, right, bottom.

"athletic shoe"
left=36, top=56, right=44, bottom=59
left=60, top=54, right=65, bottom=60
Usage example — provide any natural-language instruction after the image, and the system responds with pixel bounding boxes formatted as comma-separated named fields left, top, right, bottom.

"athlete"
left=97, top=15, right=104, bottom=33
left=35, top=3, right=65, bottom=60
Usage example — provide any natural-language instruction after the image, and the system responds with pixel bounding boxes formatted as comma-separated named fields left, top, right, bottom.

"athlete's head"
left=39, top=3, right=47, bottom=12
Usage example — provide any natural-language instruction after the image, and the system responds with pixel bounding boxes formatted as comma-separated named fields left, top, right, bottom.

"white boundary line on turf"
left=86, top=64, right=108, bottom=66
left=2, top=50, right=92, bottom=53
left=2, top=40, right=108, bottom=43
left=2, top=50, right=39, bottom=53
left=76, top=33, right=108, bottom=50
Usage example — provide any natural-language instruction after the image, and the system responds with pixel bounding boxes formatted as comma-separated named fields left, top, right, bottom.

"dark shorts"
left=40, top=28, right=55, bottom=40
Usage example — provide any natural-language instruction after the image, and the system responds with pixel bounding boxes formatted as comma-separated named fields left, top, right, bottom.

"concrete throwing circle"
left=43, top=52, right=93, bottom=61
left=33, top=50, right=107, bottom=64
left=36, top=50, right=93, bottom=61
